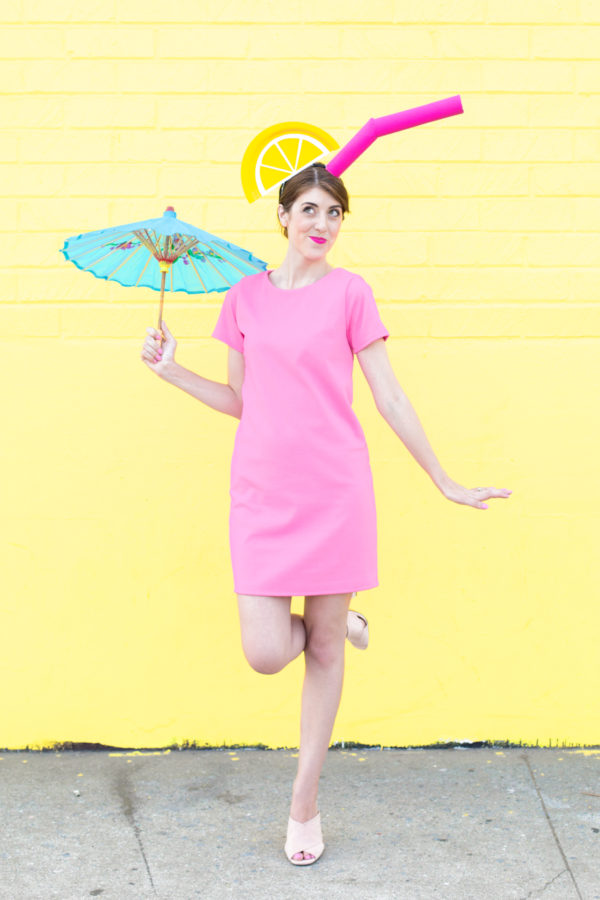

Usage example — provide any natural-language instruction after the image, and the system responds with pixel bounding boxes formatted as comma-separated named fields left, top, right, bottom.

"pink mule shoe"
left=284, top=811, right=324, bottom=866
left=346, top=608, right=369, bottom=650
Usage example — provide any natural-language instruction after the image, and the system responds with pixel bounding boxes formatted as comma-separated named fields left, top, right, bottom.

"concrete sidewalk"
left=0, top=747, right=598, bottom=899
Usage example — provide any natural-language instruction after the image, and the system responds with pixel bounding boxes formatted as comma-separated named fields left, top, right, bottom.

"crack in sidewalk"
left=113, top=765, right=158, bottom=897
left=521, top=754, right=583, bottom=900
left=520, top=867, right=567, bottom=898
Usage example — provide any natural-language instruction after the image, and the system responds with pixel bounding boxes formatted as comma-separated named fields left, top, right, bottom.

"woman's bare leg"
left=236, top=590, right=353, bottom=861
left=289, top=592, right=352, bottom=860
left=236, top=594, right=306, bottom=674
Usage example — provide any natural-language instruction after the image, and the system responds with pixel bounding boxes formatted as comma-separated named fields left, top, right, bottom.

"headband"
left=278, top=162, right=327, bottom=202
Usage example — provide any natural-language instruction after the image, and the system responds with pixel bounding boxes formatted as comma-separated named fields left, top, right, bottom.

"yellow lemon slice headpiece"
left=241, top=121, right=339, bottom=203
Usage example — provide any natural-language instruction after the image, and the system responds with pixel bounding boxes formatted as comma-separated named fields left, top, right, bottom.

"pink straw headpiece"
left=326, top=95, right=464, bottom=177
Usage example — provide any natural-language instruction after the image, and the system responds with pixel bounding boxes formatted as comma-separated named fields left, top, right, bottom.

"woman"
left=141, top=163, right=512, bottom=866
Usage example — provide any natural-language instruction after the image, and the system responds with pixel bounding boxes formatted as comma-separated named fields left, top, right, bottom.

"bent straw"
left=325, top=95, right=464, bottom=177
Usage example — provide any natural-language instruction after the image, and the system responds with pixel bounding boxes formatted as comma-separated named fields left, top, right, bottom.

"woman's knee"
left=303, top=593, right=350, bottom=666
left=242, top=643, right=288, bottom=675
left=305, top=626, right=345, bottom=667
left=237, top=593, right=292, bottom=673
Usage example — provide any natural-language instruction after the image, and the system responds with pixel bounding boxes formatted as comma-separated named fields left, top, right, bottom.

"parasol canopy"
left=60, top=205, right=268, bottom=328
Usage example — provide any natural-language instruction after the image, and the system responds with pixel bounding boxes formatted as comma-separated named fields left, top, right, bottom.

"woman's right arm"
left=141, top=323, right=242, bottom=420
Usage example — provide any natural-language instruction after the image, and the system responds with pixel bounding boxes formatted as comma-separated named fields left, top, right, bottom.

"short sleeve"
left=211, top=283, right=244, bottom=352
left=346, top=274, right=390, bottom=354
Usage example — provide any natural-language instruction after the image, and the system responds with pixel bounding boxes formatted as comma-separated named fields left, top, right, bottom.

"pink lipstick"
left=310, top=237, right=327, bottom=244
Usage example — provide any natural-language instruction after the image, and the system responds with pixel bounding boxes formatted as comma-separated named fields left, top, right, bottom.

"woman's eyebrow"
left=302, top=202, right=342, bottom=210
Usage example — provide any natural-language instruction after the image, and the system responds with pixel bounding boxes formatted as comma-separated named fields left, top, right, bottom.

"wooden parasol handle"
left=158, top=265, right=168, bottom=342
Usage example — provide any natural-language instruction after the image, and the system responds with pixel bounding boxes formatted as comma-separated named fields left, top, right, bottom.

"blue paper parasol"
left=60, top=205, right=267, bottom=329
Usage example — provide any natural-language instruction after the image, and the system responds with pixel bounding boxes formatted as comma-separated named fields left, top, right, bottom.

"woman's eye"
left=300, top=206, right=340, bottom=216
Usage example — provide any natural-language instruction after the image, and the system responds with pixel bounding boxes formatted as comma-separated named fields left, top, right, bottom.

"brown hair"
left=277, top=163, right=350, bottom=239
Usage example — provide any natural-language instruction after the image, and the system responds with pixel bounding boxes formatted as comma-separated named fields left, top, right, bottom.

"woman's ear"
left=277, top=203, right=288, bottom=228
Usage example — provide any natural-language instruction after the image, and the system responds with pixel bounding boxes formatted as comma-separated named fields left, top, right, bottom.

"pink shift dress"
left=211, top=267, right=390, bottom=597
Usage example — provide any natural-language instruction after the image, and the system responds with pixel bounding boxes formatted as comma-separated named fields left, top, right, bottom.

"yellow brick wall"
left=1, top=2, right=598, bottom=749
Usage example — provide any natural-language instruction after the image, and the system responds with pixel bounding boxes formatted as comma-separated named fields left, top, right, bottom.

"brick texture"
left=2, top=6, right=595, bottom=338
left=3, top=3, right=599, bottom=750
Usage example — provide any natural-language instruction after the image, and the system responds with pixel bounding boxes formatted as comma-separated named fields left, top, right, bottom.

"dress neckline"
left=265, top=268, right=340, bottom=292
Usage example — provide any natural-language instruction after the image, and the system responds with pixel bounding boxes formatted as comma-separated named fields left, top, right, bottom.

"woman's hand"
left=440, top=476, right=512, bottom=510
left=141, top=321, right=177, bottom=376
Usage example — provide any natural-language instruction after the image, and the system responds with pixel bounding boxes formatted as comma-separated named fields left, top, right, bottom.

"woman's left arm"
left=356, top=339, right=512, bottom=510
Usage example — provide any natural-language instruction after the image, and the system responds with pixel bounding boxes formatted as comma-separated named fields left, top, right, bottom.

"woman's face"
left=278, top=186, right=344, bottom=260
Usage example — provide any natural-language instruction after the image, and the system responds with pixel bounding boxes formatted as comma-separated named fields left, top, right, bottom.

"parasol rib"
left=185, top=253, right=208, bottom=292
left=134, top=252, right=154, bottom=287
left=78, top=239, right=143, bottom=272
left=214, top=240, right=260, bottom=264
left=187, top=241, right=235, bottom=287
left=171, top=236, right=199, bottom=261
left=104, top=243, right=147, bottom=280
left=66, top=232, right=136, bottom=252
left=134, top=229, right=160, bottom=257
left=72, top=228, right=159, bottom=258
left=209, top=243, right=257, bottom=279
